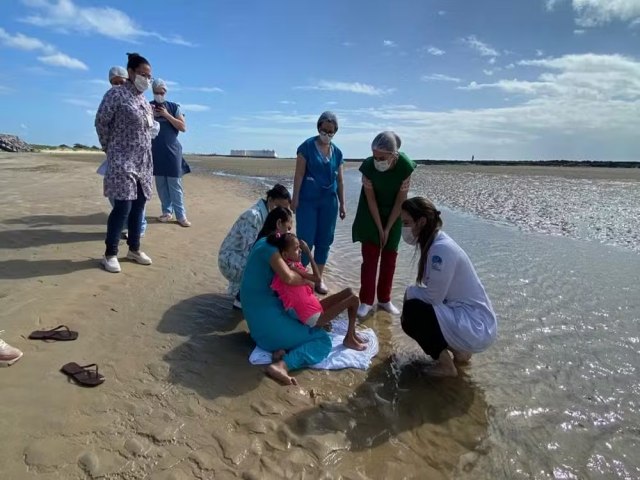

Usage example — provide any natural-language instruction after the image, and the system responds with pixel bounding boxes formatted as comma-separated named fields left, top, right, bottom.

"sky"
left=0, top=0, right=639, bottom=161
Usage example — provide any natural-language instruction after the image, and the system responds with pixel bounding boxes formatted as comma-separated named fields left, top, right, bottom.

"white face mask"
left=153, top=94, right=165, bottom=103
left=134, top=75, right=150, bottom=93
left=374, top=159, right=391, bottom=172
left=402, top=226, right=418, bottom=245
left=318, top=132, right=333, bottom=144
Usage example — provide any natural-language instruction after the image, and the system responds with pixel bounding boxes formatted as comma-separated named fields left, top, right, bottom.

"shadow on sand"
left=0, top=258, right=97, bottom=279
left=285, top=357, right=489, bottom=452
left=3, top=212, right=109, bottom=227
left=0, top=229, right=105, bottom=249
left=157, top=293, right=263, bottom=400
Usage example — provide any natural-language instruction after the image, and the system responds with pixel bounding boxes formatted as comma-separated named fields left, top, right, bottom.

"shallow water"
left=210, top=167, right=640, bottom=479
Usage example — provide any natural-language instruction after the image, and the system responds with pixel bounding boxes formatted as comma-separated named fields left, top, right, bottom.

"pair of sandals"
left=28, top=325, right=105, bottom=387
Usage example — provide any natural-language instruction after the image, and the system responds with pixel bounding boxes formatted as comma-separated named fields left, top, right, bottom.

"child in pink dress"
left=268, top=232, right=367, bottom=351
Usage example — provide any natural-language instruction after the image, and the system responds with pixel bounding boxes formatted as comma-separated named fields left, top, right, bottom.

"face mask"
left=134, top=75, right=150, bottom=93
left=153, top=94, right=165, bottom=103
left=318, top=132, right=332, bottom=144
left=374, top=159, right=391, bottom=172
left=402, top=226, right=418, bottom=245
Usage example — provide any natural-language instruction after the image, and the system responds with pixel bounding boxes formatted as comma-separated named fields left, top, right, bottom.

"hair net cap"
left=108, top=66, right=128, bottom=81
left=317, top=111, right=338, bottom=132
left=372, top=131, right=401, bottom=153
left=152, top=78, right=168, bottom=91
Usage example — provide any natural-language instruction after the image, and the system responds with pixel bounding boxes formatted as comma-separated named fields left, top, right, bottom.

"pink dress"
left=271, top=261, right=323, bottom=325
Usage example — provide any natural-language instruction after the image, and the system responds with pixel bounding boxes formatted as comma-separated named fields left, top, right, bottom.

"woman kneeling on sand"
left=399, top=197, right=498, bottom=377
left=240, top=228, right=332, bottom=385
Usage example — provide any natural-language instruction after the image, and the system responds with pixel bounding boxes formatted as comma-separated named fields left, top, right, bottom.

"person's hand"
left=291, top=197, right=299, bottom=213
left=299, top=239, right=311, bottom=256
left=382, top=226, right=391, bottom=248
left=154, top=104, right=169, bottom=118
left=339, top=203, right=346, bottom=220
left=378, top=225, right=387, bottom=248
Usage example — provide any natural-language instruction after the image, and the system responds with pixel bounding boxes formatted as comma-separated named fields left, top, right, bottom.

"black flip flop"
left=28, top=325, right=78, bottom=341
left=60, top=362, right=105, bottom=387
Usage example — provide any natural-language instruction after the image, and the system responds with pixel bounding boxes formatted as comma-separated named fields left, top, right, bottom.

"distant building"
left=230, top=149, right=278, bottom=158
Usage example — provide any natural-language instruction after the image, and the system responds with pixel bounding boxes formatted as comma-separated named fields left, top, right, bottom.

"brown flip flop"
left=29, top=325, right=78, bottom=341
left=60, top=362, right=105, bottom=387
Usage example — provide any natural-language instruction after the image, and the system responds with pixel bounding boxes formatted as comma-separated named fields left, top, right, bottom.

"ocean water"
left=212, top=166, right=640, bottom=479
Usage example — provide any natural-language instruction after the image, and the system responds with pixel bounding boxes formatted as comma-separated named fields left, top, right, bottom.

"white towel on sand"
left=249, top=317, right=379, bottom=370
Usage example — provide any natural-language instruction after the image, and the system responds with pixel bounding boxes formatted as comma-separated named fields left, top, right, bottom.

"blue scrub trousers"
left=296, top=193, right=338, bottom=266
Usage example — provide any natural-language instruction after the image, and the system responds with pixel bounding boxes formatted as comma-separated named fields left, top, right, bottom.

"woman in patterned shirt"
left=95, top=53, right=155, bottom=273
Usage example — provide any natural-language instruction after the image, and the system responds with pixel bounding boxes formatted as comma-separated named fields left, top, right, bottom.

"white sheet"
left=249, top=317, right=379, bottom=370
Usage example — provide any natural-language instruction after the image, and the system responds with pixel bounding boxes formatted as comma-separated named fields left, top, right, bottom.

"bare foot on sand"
left=355, top=332, right=369, bottom=343
left=343, top=335, right=367, bottom=351
left=422, top=362, right=458, bottom=378
left=451, top=349, right=472, bottom=365
left=265, top=361, right=298, bottom=385
left=272, top=349, right=286, bottom=362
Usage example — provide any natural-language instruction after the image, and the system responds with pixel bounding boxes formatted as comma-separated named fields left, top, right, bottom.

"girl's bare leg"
left=317, top=288, right=366, bottom=350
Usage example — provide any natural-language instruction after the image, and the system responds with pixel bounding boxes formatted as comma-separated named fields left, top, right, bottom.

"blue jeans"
left=155, top=176, right=186, bottom=220
left=296, top=194, right=338, bottom=266
left=108, top=198, right=147, bottom=234
left=105, top=181, right=147, bottom=257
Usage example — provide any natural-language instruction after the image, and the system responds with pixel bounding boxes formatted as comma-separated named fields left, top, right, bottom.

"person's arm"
left=291, top=153, right=306, bottom=212
left=363, top=175, right=385, bottom=246
left=383, top=176, right=412, bottom=245
left=405, top=244, right=456, bottom=304
left=298, top=240, right=321, bottom=283
left=337, top=164, right=346, bottom=220
left=95, top=90, right=117, bottom=151
left=269, top=252, right=308, bottom=286
left=156, top=104, right=186, bottom=132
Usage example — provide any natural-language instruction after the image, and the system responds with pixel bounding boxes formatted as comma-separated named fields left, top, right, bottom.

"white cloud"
left=383, top=40, right=397, bottom=47
left=546, top=0, right=640, bottom=27
left=20, top=0, right=195, bottom=46
left=85, top=109, right=96, bottom=116
left=438, top=10, right=446, bottom=15
left=483, top=69, right=495, bottom=76
left=188, top=86, right=224, bottom=93
left=38, top=52, right=87, bottom=70
left=228, top=53, right=640, bottom=160
left=0, top=85, right=11, bottom=94
left=426, top=46, right=445, bottom=56
left=296, top=80, right=394, bottom=96
left=536, top=49, right=544, bottom=57
left=421, top=73, right=461, bottom=83
left=20, top=123, right=28, bottom=129
left=574, top=28, right=586, bottom=34
left=342, top=41, right=354, bottom=47
left=64, top=98, right=95, bottom=107
left=461, top=35, right=499, bottom=57
left=180, top=104, right=210, bottom=112
left=0, top=27, right=87, bottom=70
left=279, top=100, right=296, bottom=105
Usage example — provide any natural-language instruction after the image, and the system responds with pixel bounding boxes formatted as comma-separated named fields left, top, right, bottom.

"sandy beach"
left=2, top=152, right=638, bottom=479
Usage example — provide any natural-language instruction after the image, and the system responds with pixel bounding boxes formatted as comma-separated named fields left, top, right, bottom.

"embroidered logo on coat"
left=431, top=255, right=443, bottom=271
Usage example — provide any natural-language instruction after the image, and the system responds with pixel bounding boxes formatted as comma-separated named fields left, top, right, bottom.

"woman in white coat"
left=399, top=197, right=497, bottom=377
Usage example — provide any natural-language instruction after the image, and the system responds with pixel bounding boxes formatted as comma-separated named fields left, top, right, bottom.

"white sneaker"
left=0, top=332, right=23, bottom=367
left=101, top=255, right=121, bottom=273
left=126, top=250, right=152, bottom=265
left=357, top=303, right=373, bottom=318
left=378, top=301, right=401, bottom=315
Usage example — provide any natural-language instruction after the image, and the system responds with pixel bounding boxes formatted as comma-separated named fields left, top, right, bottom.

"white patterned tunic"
left=95, top=82, right=154, bottom=201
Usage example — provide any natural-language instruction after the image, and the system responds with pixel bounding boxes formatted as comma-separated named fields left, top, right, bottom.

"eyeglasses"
left=320, top=130, right=335, bottom=137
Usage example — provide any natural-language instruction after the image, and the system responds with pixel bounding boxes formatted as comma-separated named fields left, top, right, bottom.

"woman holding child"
left=240, top=209, right=333, bottom=385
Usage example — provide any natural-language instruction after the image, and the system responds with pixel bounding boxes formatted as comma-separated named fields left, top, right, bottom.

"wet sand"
left=0, top=152, right=490, bottom=479
left=3, top=151, right=639, bottom=478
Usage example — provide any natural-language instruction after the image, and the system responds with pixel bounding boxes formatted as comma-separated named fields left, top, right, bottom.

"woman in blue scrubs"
left=291, top=112, right=346, bottom=295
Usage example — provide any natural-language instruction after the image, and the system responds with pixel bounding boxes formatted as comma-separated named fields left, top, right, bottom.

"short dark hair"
left=266, top=183, right=291, bottom=202
left=256, top=206, right=292, bottom=241
left=126, top=52, right=150, bottom=71
left=266, top=232, right=297, bottom=253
